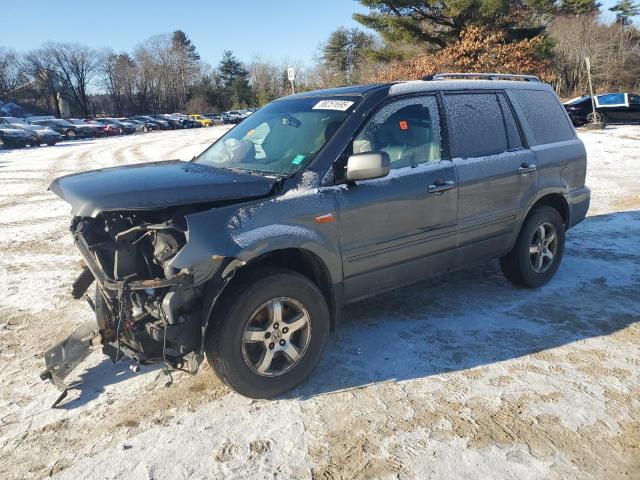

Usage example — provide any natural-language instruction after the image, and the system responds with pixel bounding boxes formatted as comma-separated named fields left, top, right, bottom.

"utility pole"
left=584, top=57, right=604, bottom=129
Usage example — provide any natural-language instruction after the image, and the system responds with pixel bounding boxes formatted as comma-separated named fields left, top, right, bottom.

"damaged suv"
left=42, top=73, right=590, bottom=400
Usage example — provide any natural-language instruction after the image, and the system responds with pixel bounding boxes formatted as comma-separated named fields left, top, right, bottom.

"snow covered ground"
left=0, top=126, right=638, bottom=479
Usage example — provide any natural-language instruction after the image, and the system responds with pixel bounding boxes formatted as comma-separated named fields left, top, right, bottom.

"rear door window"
left=444, top=93, right=508, bottom=158
left=510, top=89, right=575, bottom=145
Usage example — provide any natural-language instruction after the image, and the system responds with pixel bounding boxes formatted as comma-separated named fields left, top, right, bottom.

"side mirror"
left=346, top=151, right=391, bottom=182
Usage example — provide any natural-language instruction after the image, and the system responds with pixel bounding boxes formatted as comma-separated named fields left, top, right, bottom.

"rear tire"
left=500, top=205, right=565, bottom=288
left=205, top=268, right=330, bottom=398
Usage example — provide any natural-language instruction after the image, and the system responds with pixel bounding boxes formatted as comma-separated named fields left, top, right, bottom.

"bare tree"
left=248, top=57, right=285, bottom=105
left=101, top=52, right=139, bottom=115
left=0, top=48, right=24, bottom=99
left=549, top=15, right=640, bottom=96
left=20, top=48, right=62, bottom=117
left=45, top=42, right=101, bottom=116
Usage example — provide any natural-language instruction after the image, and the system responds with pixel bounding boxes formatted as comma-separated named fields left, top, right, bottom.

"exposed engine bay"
left=78, top=210, right=202, bottom=359
left=41, top=208, right=223, bottom=405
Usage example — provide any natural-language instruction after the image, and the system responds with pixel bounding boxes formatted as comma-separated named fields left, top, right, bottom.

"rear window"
left=510, top=89, right=574, bottom=145
left=444, top=93, right=508, bottom=158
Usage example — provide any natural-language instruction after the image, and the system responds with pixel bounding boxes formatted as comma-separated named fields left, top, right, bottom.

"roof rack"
left=424, top=73, right=540, bottom=83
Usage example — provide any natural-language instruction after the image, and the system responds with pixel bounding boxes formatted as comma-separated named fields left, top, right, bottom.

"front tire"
left=500, top=205, right=565, bottom=288
left=205, top=268, right=330, bottom=398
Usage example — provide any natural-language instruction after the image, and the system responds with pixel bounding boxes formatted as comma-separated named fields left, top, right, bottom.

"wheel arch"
left=203, top=247, right=340, bottom=348
left=509, top=192, right=570, bottom=253
left=528, top=192, right=570, bottom=227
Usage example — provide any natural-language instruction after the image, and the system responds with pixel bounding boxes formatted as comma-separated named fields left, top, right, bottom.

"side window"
left=629, top=94, right=640, bottom=106
left=353, top=96, right=441, bottom=170
left=510, top=89, right=575, bottom=145
left=445, top=93, right=508, bottom=158
left=595, top=93, right=627, bottom=107
left=497, top=93, right=523, bottom=150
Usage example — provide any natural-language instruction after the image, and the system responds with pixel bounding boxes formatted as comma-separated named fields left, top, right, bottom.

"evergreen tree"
left=218, top=50, right=248, bottom=87
left=558, top=0, right=601, bottom=15
left=609, top=0, right=640, bottom=25
left=217, top=51, right=253, bottom=108
left=171, top=30, right=200, bottom=60
left=171, top=30, right=200, bottom=110
left=353, top=0, right=556, bottom=55
left=322, top=28, right=351, bottom=81
left=321, top=27, right=375, bottom=85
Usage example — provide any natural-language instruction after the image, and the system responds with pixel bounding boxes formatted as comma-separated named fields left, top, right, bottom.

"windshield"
left=5, top=117, right=25, bottom=124
left=55, top=119, right=74, bottom=126
left=195, top=96, right=358, bottom=175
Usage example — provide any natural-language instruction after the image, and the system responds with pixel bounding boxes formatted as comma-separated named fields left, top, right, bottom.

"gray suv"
left=42, top=73, right=590, bottom=401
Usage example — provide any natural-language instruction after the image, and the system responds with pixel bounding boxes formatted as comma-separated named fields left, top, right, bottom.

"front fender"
left=168, top=188, right=343, bottom=285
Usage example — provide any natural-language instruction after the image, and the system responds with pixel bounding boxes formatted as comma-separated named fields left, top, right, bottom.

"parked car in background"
left=152, top=114, right=181, bottom=129
left=203, top=113, right=224, bottom=125
left=82, top=119, right=121, bottom=136
left=564, top=93, right=640, bottom=126
left=182, top=118, right=202, bottom=128
left=124, top=118, right=154, bottom=133
left=189, top=114, right=214, bottom=127
left=0, top=125, right=37, bottom=149
left=113, top=119, right=137, bottom=134
left=0, top=117, right=62, bottom=146
left=69, top=119, right=110, bottom=137
left=169, top=114, right=201, bottom=128
left=29, top=118, right=97, bottom=139
left=94, top=118, right=137, bottom=135
left=221, top=112, right=242, bottom=124
left=131, top=115, right=170, bottom=130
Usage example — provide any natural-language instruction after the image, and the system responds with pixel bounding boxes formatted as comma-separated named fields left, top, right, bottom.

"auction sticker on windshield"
left=312, top=100, right=354, bottom=111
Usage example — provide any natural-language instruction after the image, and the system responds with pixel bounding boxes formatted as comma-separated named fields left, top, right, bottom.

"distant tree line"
left=0, top=30, right=334, bottom=117
left=1, top=1, right=639, bottom=117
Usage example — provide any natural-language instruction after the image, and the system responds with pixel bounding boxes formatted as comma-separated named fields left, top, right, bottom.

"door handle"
left=428, top=180, right=456, bottom=194
left=518, top=163, right=537, bottom=175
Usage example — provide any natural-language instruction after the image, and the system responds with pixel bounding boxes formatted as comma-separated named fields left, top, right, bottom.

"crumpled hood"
left=49, top=160, right=276, bottom=217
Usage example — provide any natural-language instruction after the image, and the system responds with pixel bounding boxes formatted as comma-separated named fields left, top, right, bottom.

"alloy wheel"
left=241, top=297, right=311, bottom=377
left=529, top=222, right=558, bottom=274
left=586, top=112, right=604, bottom=124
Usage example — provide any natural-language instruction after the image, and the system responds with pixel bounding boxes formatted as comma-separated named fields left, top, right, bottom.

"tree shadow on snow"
left=291, top=210, right=640, bottom=399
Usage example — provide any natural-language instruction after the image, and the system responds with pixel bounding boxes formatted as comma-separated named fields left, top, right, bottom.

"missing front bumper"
left=39, top=319, right=100, bottom=407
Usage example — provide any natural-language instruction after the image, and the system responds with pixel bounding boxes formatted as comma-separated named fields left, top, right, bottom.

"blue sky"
left=1, top=0, right=369, bottom=65
left=0, top=0, right=628, bottom=66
